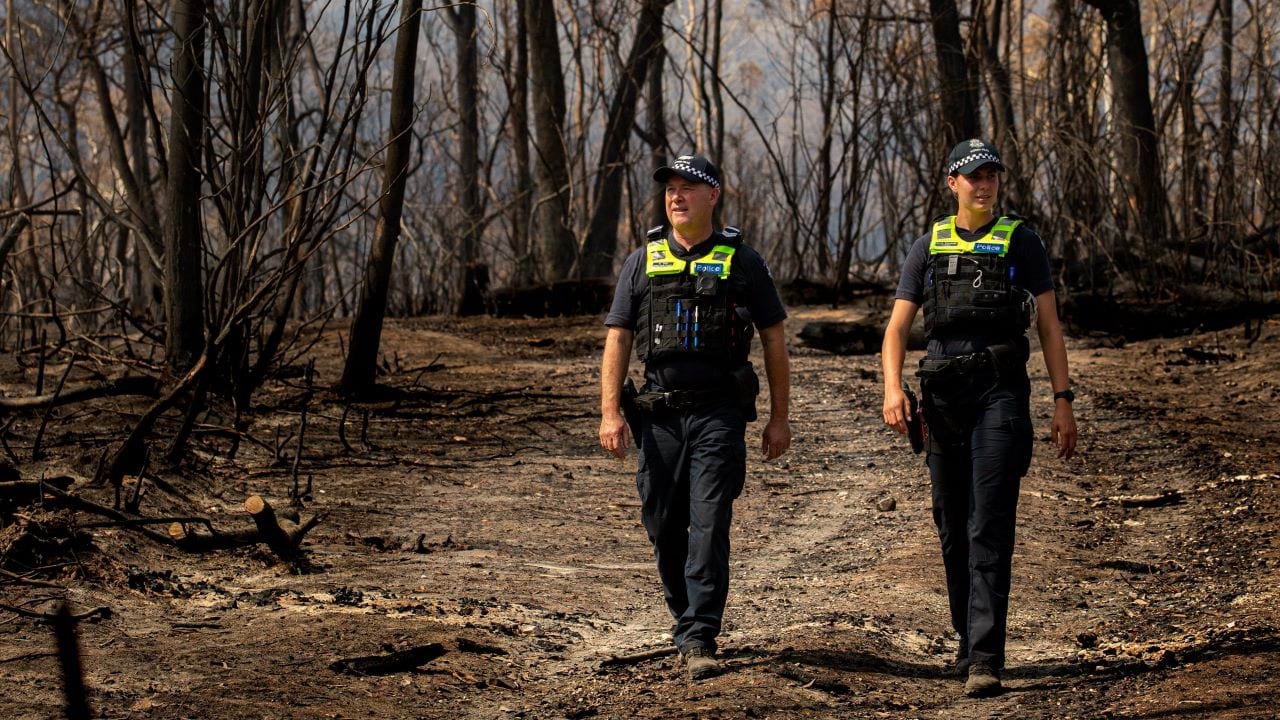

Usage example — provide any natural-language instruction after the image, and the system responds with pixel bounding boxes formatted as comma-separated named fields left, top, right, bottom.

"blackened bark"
left=1081, top=0, right=1166, bottom=247
left=1217, top=0, right=1235, bottom=247
left=163, top=0, right=208, bottom=371
left=448, top=4, right=485, bottom=313
left=339, top=0, right=423, bottom=395
left=244, top=0, right=305, bottom=393
left=506, top=2, right=535, bottom=286
left=646, top=41, right=668, bottom=230
left=816, top=0, right=836, bottom=279
left=976, top=0, right=1027, bottom=212
left=121, top=0, right=163, bottom=307
left=579, top=0, right=673, bottom=278
left=524, top=0, right=575, bottom=281
left=929, top=0, right=979, bottom=149
left=1176, top=41, right=1204, bottom=242
left=708, top=0, right=725, bottom=163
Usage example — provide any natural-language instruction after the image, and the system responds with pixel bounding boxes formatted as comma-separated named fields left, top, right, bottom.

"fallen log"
left=796, top=318, right=926, bottom=356
left=488, top=278, right=615, bottom=317
left=167, top=496, right=322, bottom=561
left=0, top=476, right=75, bottom=504
left=245, top=495, right=306, bottom=560
left=0, top=375, right=160, bottom=414
left=330, top=643, right=447, bottom=675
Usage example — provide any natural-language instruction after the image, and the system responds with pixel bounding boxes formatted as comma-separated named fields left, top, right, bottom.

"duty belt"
left=633, top=387, right=724, bottom=413
left=916, top=351, right=994, bottom=379
left=916, top=341, right=1025, bottom=380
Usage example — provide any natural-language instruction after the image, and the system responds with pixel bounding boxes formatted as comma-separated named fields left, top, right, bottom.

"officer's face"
left=665, top=178, right=719, bottom=232
left=948, top=164, right=1001, bottom=215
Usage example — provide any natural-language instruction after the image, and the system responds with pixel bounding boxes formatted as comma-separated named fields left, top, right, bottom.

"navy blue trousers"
left=921, top=371, right=1033, bottom=670
left=634, top=397, right=746, bottom=653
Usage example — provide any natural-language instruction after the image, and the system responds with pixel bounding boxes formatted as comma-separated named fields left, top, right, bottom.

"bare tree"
left=1217, top=0, right=1236, bottom=250
left=163, top=0, right=210, bottom=371
left=579, top=0, right=673, bottom=278
left=447, top=3, right=486, bottom=313
left=644, top=37, right=669, bottom=229
left=929, top=0, right=979, bottom=149
left=503, top=2, right=535, bottom=286
left=973, top=0, right=1028, bottom=213
left=339, top=0, right=424, bottom=395
left=524, top=0, right=576, bottom=281
left=1081, top=0, right=1166, bottom=258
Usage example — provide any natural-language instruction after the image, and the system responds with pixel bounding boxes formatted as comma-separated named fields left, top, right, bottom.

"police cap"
left=945, top=139, right=1005, bottom=176
left=654, top=154, right=722, bottom=189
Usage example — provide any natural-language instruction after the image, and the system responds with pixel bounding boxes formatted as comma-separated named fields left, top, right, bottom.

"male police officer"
left=881, top=140, right=1078, bottom=697
left=599, top=154, right=791, bottom=682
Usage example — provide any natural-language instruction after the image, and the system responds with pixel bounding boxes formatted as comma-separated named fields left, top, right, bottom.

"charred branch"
left=0, top=376, right=160, bottom=415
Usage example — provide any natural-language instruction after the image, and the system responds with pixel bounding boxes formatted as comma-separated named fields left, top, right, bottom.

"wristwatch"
left=1053, top=389, right=1075, bottom=404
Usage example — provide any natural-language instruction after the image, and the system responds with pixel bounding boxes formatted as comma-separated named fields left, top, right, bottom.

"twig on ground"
left=597, top=646, right=679, bottom=667
left=0, top=567, right=65, bottom=589
left=0, top=603, right=112, bottom=624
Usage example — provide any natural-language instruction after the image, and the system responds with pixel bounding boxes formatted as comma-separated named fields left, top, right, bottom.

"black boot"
left=964, top=661, right=1002, bottom=697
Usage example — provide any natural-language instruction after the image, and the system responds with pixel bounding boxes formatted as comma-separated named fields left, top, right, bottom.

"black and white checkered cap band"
left=947, top=151, right=1001, bottom=175
left=671, top=161, right=720, bottom=188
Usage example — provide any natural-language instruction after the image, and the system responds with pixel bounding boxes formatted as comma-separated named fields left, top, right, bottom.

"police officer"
left=599, top=154, right=792, bottom=682
left=881, top=140, right=1078, bottom=697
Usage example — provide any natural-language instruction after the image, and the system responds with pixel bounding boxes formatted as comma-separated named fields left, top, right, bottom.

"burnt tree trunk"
left=505, top=2, right=535, bottom=286
left=162, top=0, right=209, bottom=371
left=1082, top=0, right=1166, bottom=254
left=646, top=39, right=668, bottom=230
left=250, top=0, right=321, bottom=388
left=976, top=0, right=1027, bottom=213
left=816, top=0, right=836, bottom=280
left=448, top=3, right=486, bottom=314
left=121, top=0, right=163, bottom=309
left=579, top=0, right=673, bottom=278
left=339, top=0, right=423, bottom=395
left=929, top=0, right=979, bottom=150
left=524, top=0, right=576, bottom=281
left=707, top=0, right=725, bottom=163
left=1217, top=0, right=1236, bottom=251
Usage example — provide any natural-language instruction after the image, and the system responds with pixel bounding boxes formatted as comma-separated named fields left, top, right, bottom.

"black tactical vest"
left=923, top=215, right=1032, bottom=339
left=635, top=227, right=753, bottom=365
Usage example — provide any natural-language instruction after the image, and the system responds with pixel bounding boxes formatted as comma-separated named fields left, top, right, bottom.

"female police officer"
left=880, top=139, right=1078, bottom=697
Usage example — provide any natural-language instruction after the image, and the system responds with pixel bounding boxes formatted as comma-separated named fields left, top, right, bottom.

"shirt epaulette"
left=646, top=225, right=666, bottom=240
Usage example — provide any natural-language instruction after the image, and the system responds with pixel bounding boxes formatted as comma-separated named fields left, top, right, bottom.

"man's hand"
left=761, top=416, right=791, bottom=461
left=1052, top=401, right=1077, bottom=460
left=599, top=409, right=630, bottom=459
left=883, top=385, right=911, bottom=435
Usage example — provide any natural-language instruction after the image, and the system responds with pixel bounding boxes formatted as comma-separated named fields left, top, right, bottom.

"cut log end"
left=244, top=494, right=268, bottom=516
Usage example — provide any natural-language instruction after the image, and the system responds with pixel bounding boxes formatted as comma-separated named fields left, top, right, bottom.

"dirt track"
left=2, top=312, right=1278, bottom=719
